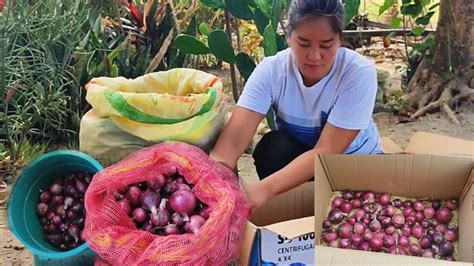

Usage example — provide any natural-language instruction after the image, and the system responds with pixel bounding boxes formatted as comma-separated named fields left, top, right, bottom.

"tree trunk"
left=406, top=0, right=474, bottom=121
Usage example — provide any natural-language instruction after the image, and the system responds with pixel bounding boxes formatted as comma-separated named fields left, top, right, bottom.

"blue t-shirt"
left=236, top=47, right=383, bottom=154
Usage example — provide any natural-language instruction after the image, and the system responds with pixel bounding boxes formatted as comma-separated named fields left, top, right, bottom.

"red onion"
left=435, top=208, right=453, bottom=224
left=71, top=202, right=84, bottom=214
left=151, top=199, right=170, bottom=227
left=162, top=182, right=179, bottom=195
left=362, top=204, right=372, bottom=214
left=415, top=211, right=424, bottom=223
left=353, top=222, right=366, bottom=235
left=64, top=185, right=78, bottom=197
left=197, top=206, right=211, bottom=220
left=45, top=234, right=62, bottom=246
left=408, top=243, right=421, bottom=256
left=344, top=216, right=355, bottom=226
left=171, top=212, right=185, bottom=227
left=352, top=199, right=362, bottom=208
left=118, top=199, right=131, bottom=216
left=164, top=224, right=180, bottom=235
left=337, top=223, right=353, bottom=239
left=66, top=210, right=77, bottom=220
left=322, top=219, right=332, bottom=229
left=351, top=234, right=363, bottom=246
left=433, top=232, right=444, bottom=244
left=40, top=191, right=51, bottom=203
left=37, top=203, right=49, bottom=217
left=141, top=190, right=161, bottom=219
left=404, top=200, right=412, bottom=208
left=423, top=207, right=435, bottom=219
left=177, top=183, right=191, bottom=191
left=49, top=183, right=63, bottom=195
left=382, top=205, right=396, bottom=217
left=146, top=174, right=166, bottom=190
left=405, top=216, right=416, bottom=226
left=328, top=209, right=344, bottom=225
left=439, top=241, right=454, bottom=256
left=141, top=221, right=155, bottom=234
left=398, top=236, right=410, bottom=247
left=383, top=235, right=396, bottom=248
left=427, top=228, right=436, bottom=236
left=340, top=202, right=353, bottom=214
left=431, top=199, right=441, bottom=210
left=422, top=249, right=435, bottom=258
left=117, top=186, right=128, bottom=194
left=369, top=220, right=381, bottom=232
left=358, top=241, right=370, bottom=251
left=444, top=256, right=455, bottom=261
left=164, top=165, right=178, bottom=177
left=446, top=199, right=458, bottom=210
left=362, top=191, right=376, bottom=203
left=401, top=224, right=411, bottom=237
left=384, top=225, right=396, bottom=235
left=413, top=200, right=424, bottom=211
left=68, top=224, right=80, bottom=243
left=169, top=189, right=197, bottom=218
left=403, top=207, right=415, bottom=217
left=132, top=208, right=147, bottom=224
left=75, top=178, right=88, bottom=194
left=354, top=209, right=365, bottom=220
left=436, top=224, right=447, bottom=233
left=378, top=193, right=391, bottom=206
left=392, top=214, right=405, bottom=228
left=421, top=220, right=430, bottom=228
left=56, top=204, right=66, bottom=218
left=411, top=225, right=424, bottom=239
left=369, top=237, right=383, bottom=251
left=362, top=217, right=370, bottom=225
left=419, top=236, right=432, bottom=249
left=339, top=239, right=351, bottom=249
left=52, top=215, right=62, bottom=226
left=445, top=228, right=458, bottom=241
left=127, top=186, right=142, bottom=207
left=51, top=195, right=64, bottom=207
left=331, top=197, right=344, bottom=208
left=363, top=231, right=373, bottom=241
left=184, top=215, right=206, bottom=234
left=322, top=229, right=338, bottom=243
left=354, top=191, right=363, bottom=199
left=381, top=217, right=392, bottom=228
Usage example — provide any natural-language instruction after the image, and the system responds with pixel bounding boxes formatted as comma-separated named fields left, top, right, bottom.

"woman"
left=210, top=0, right=383, bottom=213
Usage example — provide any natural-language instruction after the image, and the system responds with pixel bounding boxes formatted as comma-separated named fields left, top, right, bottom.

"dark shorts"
left=252, top=131, right=312, bottom=180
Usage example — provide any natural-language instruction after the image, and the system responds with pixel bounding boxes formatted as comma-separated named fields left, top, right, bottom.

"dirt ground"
left=1, top=49, right=473, bottom=266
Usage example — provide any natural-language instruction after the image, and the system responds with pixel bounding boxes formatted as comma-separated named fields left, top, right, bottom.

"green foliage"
left=208, top=30, right=236, bottom=64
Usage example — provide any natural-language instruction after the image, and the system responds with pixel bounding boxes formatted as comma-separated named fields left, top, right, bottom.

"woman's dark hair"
left=286, top=0, right=345, bottom=38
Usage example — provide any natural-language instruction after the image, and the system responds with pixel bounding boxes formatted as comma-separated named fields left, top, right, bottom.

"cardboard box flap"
left=250, top=182, right=314, bottom=226
left=314, top=246, right=470, bottom=265
left=239, top=223, right=258, bottom=266
left=405, top=131, right=474, bottom=156
left=319, top=154, right=472, bottom=199
left=261, top=216, right=314, bottom=239
left=381, top=137, right=403, bottom=153
left=458, top=183, right=474, bottom=263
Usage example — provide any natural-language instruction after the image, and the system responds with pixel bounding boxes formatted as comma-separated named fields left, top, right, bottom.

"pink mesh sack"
left=83, top=141, right=249, bottom=265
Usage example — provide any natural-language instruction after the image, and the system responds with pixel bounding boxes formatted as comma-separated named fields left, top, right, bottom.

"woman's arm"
left=210, top=107, right=264, bottom=170
left=246, top=123, right=359, bottom=213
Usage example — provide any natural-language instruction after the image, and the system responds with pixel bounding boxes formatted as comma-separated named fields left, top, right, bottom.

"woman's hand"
left=244, top=181, right=273, bottom=215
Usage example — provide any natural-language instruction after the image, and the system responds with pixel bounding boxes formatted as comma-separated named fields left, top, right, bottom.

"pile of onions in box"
left=320, top=190, right=458, bottom=261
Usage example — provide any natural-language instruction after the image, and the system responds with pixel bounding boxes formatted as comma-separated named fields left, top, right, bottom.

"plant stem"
left=224, top=10, right=239, bottom=103
left=402, top=15, right=410, bottom=65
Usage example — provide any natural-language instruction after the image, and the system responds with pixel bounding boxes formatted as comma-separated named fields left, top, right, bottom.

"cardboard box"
left=240, top=182, right=315, bottom=265
left=314, top=132, right=474, bottom=265
left=239, top=132, right=473, bottom=265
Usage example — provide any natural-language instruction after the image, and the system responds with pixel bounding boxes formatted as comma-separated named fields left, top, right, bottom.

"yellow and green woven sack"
left=79, top=68, right=226, bottom=165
